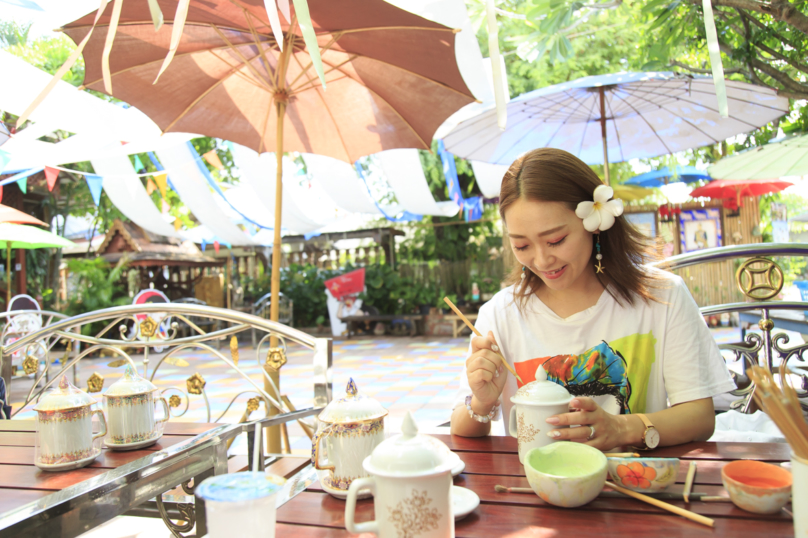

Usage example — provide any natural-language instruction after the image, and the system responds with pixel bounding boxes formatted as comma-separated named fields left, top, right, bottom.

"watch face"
left=645, top=428, right=660, bottom=449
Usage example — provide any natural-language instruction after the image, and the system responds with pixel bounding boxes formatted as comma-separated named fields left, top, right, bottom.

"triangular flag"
left=146, top=178, right=157, bottom=195
left=0, top=149, right=10, bottom=174
left=214, top=240, right=220, bottom=254
left=161, top=199, right=170, bottom=215
left=154, top=173, right=168, bottom=200
left=44, top=166, right=59, bottom=191
left=133, top=154, right=145, bottom=172
left=201, top=240, right=206, bottom=252
left=17, top=177, right=27, bottom=194
left=203, top=150, right=224, bottom=170
left=0, top=185, right=4, bottom=203
left=174, top=218, right=182, bottom=231
left=85, top=174, right=103, bottom=205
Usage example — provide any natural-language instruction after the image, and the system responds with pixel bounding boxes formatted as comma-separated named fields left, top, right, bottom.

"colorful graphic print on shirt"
left=514, top=332, right=657, bottom=415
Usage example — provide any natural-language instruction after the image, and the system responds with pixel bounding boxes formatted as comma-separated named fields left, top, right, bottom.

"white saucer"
left=452, top=485, right=480, bottom=520
left=319, top=475, right=373, bottom=500
left=36, top=449, right=101, bottom=472
left=104, top=433, right=162, bottom=451
left=451, top=457, right=465, bottom=477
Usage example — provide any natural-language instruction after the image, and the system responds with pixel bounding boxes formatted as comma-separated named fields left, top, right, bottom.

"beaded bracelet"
left=465, top=394, right=499, bottom=423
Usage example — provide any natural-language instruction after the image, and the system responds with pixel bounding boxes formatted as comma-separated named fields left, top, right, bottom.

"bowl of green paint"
left=523, top=441, right=607, bottom=508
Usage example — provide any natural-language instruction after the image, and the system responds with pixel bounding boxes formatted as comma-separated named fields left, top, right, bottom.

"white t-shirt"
left=454, top=268, right=736, bottom=421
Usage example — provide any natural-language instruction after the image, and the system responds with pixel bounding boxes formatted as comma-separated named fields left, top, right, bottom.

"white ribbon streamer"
left=485, top=0, right=507, bottom=130
left=263, top=0, right=285, bottom=52
left=277, top=0, right=291, bottom=22
left=146, top=0, right=164, bottom=31
left=101, top=0, right=123, bottom=94
left=154, top=0, right=191, bottom=84
left=702, top=0, right=728, bottom=117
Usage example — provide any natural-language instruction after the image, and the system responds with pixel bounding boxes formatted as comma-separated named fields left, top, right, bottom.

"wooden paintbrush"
left=443, top=296, right=523, bottom=383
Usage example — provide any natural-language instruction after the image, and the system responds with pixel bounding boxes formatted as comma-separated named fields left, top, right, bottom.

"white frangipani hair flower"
left=575, top=185, right=624, bottom=232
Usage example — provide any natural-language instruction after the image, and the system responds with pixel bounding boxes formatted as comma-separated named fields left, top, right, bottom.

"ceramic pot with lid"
left=509, top=366, right=573, bottom=463
left=103, top=364, right=169, bottom=450
left=34, top=375, right=107, bottom=471
left=345, top=412, right=455, bottom=538
left=312, top=378, right=387, bottom=498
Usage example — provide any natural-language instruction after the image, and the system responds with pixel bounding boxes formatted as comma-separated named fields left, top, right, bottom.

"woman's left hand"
left=545, top=397, right=625, bottom=451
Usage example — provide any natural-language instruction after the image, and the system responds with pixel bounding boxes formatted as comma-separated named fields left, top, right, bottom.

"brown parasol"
left=59, top=0, right=475, bottom=451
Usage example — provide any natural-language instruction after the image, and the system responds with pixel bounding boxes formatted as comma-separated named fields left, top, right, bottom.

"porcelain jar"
left=312, top=378, right=387, bottom=498
left=34, top=375, right=106, bottom=471
left=103, top=365, right=169, bottom=450
left=345, top=412, right=455, bottom=538
left=509, top=366, right=573, bottom=464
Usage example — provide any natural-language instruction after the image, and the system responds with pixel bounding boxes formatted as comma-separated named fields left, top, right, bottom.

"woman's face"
left=504, top=198, right=597, bottom=293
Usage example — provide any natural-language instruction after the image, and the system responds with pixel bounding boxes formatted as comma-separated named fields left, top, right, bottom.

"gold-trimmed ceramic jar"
left=34, top=375, right=106, bottom=471
left=102, top=365, right=169, bottom=450
left=312, top=378, right=387, bottom=498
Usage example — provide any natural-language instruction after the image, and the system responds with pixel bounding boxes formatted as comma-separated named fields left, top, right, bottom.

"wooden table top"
left=0, top=420, right=220, bottom=516
left=274, top=435, right=795, bottom=537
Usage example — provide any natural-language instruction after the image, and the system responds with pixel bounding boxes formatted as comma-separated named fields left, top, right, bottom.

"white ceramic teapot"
left=345, top=412, right=455, bottom=538
left=103, top=365, right=169, bottom=450
left=312, top=378, right=387, bottom=498
left=34, top=375, right=106, bottom=471
left=509, top=366, right=573, bottom=463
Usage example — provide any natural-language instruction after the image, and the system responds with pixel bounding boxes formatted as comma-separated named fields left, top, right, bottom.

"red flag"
left=214, top=241, right=220, bottom=254
left=324, top=268, right=366, bottom=300
left=44, top=167, right=59, bottom=191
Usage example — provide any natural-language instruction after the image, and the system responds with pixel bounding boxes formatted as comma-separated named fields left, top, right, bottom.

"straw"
left=443, top=297, right=522, bottom=383
left=604, top=452, right=641, bottom=458
left=605, top=482, right=714, bottom=527
left=683, top=461, right=697, bottom=503
left=252, top=421, right=262, bottom=473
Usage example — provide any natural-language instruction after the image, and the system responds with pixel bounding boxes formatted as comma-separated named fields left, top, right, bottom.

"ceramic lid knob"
left=317, top=378, right=388, bottom=424
left=510, top=365, right=572, bottom=406
left=34, top=375, right=97, bottom=412
left=363, top=412, right=455, bottom=477
left=104, top=364, right=158, bottom=397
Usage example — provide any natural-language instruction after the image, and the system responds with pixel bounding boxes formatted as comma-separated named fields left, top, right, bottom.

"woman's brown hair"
left=499, top=148, right=663, bottom=308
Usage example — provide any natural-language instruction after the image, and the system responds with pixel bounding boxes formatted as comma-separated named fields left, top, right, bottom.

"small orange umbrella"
left=0, top=204, right=47, bottom=227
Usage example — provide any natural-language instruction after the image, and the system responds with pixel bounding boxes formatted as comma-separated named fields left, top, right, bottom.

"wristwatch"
left=635, top=413, right=660, bottom=450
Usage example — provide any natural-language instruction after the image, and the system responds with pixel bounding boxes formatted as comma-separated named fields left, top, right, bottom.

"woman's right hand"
left=466, top=331, right=509, bottom=409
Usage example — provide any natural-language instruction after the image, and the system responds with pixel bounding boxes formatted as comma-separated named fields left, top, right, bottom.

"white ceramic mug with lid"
left=34, top=375, right=106, bottom=471
left=509, top=366, right=573, bottom=463
left=103, top=365, right=169, bottom=450
left=312, top=378, right=387, bottom=498
left=345, top=412, right=455, bottom=538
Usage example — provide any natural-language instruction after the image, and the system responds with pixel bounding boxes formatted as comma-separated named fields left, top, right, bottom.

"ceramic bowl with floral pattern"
left=607, top=457, right=680, bottom=492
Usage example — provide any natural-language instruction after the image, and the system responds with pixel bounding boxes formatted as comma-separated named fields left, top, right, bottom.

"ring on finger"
left=586, top=425, right=596, bottom=441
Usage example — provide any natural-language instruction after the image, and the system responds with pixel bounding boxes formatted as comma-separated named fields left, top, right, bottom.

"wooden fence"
left=398, top=257, right=506, bottom=300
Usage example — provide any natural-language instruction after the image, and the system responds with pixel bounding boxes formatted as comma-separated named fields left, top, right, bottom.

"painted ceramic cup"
left=607, top=457, right=680, bottom=492
left=509, top=366, right=572, bottom=463
left=524, top=442, right=607, bottom=508
left=721, top=459, right=792, bottom=514
left=34, top=375, right=106, bottom=471
left=103, top=365, right=169, bottom=450
left=792, top=453, right=808, bottom=537
left=345, top=412, right=455, bottom=538
left=312, top=378, right=387, bottom=497
left=196, top=471, right=286, bottom=538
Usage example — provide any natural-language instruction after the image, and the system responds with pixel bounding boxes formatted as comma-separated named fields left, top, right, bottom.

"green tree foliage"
left=64, top=257, right=130, bottom=333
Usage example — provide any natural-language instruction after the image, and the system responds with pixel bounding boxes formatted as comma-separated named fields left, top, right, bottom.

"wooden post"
left=599, top=86, right=610, bottom=186
left=15, top=249, right=25, bottom=296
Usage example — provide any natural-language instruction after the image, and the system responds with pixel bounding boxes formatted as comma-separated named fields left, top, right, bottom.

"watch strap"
left=636, top=413, right=654, bottom=430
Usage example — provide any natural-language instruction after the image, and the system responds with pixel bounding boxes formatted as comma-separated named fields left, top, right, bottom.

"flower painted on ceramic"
left=617, top=462, right=657, bottom=489
left=575, top=185, right=624, bottom=232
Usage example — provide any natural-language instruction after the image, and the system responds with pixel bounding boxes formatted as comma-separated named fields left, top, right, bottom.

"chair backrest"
left=652, top=243, right=808, bottom=413
left=174, top=297, right=207, bottom=306
left=253, top=292, right=293, bottom=326
left=7, top=294, right=42, bottom=335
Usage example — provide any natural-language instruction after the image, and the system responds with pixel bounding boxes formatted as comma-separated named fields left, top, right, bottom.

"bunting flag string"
left=17, top=177, right=27, bottom=194
left=174, top=218, right=182, bottom=231
left=0, top=186, right=3, bottom=204
left=133, top=154, right=145, bottom=172
left=0, top=149, right=10, bottom=174
left=85, top=174, right=103, bottom=205
left=44, top=166, right=59, bottom=192
left=146, top=177, right=157, bottom=195
left=437, top=140, right=483, bottom=222
left=203, top=150, right=224, bottom=170
left=154, top=173, right=168, bottom=201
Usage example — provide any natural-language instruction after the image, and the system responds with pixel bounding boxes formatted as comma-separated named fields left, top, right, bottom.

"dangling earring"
left=595, top=235, right=604, bottom=274
left=521, top=266, right=527, bottom=280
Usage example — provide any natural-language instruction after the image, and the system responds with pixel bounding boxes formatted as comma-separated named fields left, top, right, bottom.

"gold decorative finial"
left=140, top=317, right=158, bottom=338
left=168, top=395, right=181, bottom=408
left=266, top=347, right=287, bottom=371
left=246, top=397, right=260, bottom=413
left=186, top=373, right=206, bottom=395
left=230, top=336, right=239, bottom=366
left=87, top=372, right=104, bottom=393
left=22, top=355, right=38, bottom=375
left=736, top=258, right=784, bottom=301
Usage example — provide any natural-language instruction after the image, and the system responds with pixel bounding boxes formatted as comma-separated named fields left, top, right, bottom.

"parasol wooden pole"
left=5, top=244, right=9, bottom=307
left=266, top=98, right=287, bottom=454
left=599, top=86, right=610, bottom=186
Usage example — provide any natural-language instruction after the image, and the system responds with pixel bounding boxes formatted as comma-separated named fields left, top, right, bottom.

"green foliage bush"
left=64, top=258, right=131, bottom=335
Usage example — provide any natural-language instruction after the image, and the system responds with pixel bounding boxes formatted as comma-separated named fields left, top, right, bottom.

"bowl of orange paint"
left=721, top=460, right=792, bottom=514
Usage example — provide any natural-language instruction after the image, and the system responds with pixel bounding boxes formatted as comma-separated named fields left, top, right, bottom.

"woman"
left=451, top=149, right=735, bottom=450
